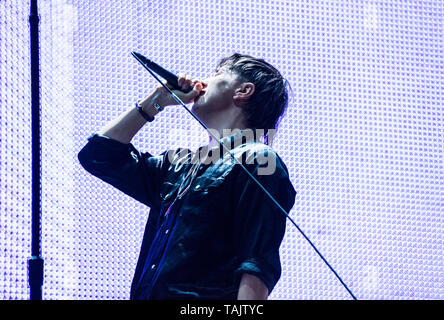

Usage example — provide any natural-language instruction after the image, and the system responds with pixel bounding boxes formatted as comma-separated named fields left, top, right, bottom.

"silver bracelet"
left=153, top=102, right=164, bottom=112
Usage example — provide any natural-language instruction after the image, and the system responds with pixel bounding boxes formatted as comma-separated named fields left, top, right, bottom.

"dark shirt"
left=78, top=131, right=296, bottom=299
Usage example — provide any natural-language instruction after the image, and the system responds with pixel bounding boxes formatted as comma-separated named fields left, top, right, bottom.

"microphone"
left=131, top=51, right=192, bottom=93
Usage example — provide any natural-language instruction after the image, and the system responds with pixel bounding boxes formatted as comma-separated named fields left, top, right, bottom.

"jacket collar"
left=218, top=128, right=258, bottom=151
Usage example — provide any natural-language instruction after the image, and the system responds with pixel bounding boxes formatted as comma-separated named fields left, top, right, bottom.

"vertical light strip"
left=0, top=0, right=32, bottom=300
left=39, top=0, right=78, bottom=299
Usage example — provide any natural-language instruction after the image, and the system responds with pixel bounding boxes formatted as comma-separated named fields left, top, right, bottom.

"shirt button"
left=165, top=229, right=169, bottom=235
left=151, top=264, right=156, bottom=270
left=195, top=184, right=200, bottom=190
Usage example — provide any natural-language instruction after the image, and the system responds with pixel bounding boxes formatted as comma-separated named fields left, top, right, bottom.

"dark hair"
left=216, top=53, right=292, bottom=145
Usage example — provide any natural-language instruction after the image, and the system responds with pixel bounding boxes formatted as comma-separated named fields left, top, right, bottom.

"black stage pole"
left=28, top=0, right=44, bottom=300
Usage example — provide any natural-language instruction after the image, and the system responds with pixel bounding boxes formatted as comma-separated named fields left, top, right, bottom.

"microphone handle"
left=131, top=52, right=192, bottom=93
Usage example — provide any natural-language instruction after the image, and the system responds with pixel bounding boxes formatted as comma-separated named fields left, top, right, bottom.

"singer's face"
left=191, top=66, right=241, bottom=119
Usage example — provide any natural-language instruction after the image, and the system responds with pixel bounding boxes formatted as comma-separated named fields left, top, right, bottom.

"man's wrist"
left=138, top=93, right=165, bottom=118
left=135, top=101, right=154, bottom=122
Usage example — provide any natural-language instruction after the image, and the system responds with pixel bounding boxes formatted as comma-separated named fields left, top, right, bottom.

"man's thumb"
left=187, top=82, right=202, bottom=99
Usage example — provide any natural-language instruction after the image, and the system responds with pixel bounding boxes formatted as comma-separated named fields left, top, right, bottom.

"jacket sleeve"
left=77, top=133, right=165, bottom=210
left=233, top=148, right=296, bottom=295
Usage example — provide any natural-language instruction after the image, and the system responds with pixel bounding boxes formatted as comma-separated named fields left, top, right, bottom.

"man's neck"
left=207, top=128, right=255, bottom=149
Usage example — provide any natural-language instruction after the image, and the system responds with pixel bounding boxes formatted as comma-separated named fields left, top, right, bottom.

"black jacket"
left=78, top=132, right=296, bottom=299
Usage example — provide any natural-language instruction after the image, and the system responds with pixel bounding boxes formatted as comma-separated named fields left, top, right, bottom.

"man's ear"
left=233, top=82, right=255, bottom=105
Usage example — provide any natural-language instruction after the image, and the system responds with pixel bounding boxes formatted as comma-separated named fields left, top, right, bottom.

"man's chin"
left=191, top=101, right=201, bottom=113
left=191, top=102, right=208, bottom=124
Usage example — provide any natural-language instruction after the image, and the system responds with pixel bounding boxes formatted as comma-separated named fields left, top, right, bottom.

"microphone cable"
left=131, top=51, right=358, bottom=300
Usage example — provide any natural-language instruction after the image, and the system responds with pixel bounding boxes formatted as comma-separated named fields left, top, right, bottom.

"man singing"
left=78, top=53, right=296, bottom=300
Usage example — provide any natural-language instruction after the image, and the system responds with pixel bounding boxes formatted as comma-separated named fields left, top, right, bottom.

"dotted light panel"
left=1, top=0, right=442, bottom=300
left=0, top=0, right=32, bottom=299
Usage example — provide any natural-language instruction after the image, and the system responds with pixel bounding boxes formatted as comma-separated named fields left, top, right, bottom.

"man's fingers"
left=156, top=73, right=203, bottom=106
left=177, top=73, right=185, bottom=86
left=183, top=75, right=193, bottom=90
left=193, top=82, right=202, bottom=91
left=175, top=74, right=203, bottom=90
left=187, top=82, right=202, bottom=99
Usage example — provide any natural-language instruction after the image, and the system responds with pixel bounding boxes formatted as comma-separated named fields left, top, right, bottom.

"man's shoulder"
left=231, top=140, right=290, bottom=177
left=233, top=140, right=275, bottom=157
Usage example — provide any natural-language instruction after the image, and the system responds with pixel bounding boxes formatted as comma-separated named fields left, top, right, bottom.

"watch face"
left=155, top=103, right=164, bottom=112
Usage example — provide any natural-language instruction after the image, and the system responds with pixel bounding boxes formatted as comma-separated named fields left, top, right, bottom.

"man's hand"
left=237, top=273, right=269, bottom=300
left=154, top=73, right=205, bottom=107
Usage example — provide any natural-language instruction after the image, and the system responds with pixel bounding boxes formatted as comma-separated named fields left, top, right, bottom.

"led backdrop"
left=1, top=0, right=442, bottom=300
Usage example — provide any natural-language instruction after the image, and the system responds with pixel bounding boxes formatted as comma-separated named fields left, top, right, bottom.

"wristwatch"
left=153, top=102, right=164, bottom=112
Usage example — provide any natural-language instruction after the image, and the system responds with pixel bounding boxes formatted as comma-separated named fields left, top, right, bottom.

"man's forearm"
left=96, top=74, right=203, bottom=144
left=97, top=93, right=160, bottom=144
left=237, top=273, right=269, bottom=300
